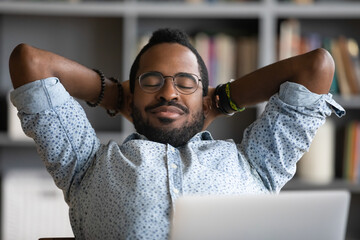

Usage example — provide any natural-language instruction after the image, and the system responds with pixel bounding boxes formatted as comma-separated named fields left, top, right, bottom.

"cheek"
left=133, top=91, right=152, bottom=108
left=186, top=97, right=204, bottom=115
left=190, top=101, right=203, bottom=113
left=187, top=92, right=204, bottom=108
left=130, top=96, right=145, bottom=117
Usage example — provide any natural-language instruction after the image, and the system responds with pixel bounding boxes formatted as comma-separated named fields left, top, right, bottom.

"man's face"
left=130, top=43, right=206, bottom=147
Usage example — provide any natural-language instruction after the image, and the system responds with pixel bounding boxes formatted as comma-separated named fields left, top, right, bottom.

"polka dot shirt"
left=10, top=77, right=345, bottom=239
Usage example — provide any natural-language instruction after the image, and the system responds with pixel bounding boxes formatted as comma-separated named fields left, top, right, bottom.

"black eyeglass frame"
left=137, top=71, right=202, bottom=95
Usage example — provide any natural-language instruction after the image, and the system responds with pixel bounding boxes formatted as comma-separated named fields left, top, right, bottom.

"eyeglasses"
left=137, top=71, right=202, bottom=95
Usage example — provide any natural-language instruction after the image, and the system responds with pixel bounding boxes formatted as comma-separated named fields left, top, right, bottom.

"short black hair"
left=129, top=28, right=209, bottom=96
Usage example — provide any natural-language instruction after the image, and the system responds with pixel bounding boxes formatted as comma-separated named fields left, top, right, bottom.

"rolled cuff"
left=279, top=81, right=345, bottom=118
left=10, top=77, right=71, bottom=114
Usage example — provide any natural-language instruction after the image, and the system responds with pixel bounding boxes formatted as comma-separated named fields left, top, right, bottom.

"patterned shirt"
left=11, top=77, right=344, bottom=239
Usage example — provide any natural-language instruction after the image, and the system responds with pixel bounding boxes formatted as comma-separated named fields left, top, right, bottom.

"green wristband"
left=225, top=82, right=245, bottom=112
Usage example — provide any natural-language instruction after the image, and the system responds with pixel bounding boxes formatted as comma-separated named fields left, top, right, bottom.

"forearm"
left=10, top=44, right=99, bottom=101
left=9, top=43, right=130, bottom=118
left=229, top=48, right=335, bottom=108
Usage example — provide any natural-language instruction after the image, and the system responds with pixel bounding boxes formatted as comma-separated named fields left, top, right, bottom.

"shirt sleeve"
left=10, top=77, right=100, bottom=203
left=239, top=81, right=345, bottom=193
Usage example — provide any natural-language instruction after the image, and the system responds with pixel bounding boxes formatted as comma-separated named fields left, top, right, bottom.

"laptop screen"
left=170, top=190, right=350, bottom=240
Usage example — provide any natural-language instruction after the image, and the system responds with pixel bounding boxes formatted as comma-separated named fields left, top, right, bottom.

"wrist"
left=214, top=82, right=245, bottom=116
left=100, top=77, right=123, bottom=117
left=100, top=77, right=117, bottom=108
left=86, top=69, right=105, bottom=107
left=214, top=83, right=235, bottom=116
left=85, top=69, right=124, bottom=117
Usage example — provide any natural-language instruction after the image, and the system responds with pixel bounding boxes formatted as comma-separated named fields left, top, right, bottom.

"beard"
left=131, top=100, right=205, bottom=147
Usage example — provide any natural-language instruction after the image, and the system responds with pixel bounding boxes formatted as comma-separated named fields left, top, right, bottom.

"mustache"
left=145, top=100, right=189, bottom=114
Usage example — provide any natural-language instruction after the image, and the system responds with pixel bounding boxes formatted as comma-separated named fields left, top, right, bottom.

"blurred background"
left=0, top=0, right=359, bottom=239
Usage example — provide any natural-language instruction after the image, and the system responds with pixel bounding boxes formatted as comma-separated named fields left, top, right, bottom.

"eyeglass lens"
left=139, top=72, right=199, bottom=94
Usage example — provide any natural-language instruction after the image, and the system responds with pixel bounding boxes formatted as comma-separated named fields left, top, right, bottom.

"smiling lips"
left=149, top=105, right=185, bottom=119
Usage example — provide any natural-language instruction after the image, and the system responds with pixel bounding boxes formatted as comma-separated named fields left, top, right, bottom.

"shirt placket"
left=166, top=144, right=183, bottom=204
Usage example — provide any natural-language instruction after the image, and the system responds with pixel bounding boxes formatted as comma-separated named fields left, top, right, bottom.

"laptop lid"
left=170, top=190, right=350, bottom=240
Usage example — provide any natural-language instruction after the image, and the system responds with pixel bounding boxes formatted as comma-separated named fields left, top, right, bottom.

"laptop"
left=170, top=190, right=350, bottom=240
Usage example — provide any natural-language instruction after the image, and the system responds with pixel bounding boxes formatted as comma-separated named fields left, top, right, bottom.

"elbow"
left=9, top=43, right=39, bottom=89
left=9, top=43, right=34, bottom=70
left=294, top=48, right=335, bottom=94
left=313, top=48, right=335, bottom=76
left=308, top=48, right=335, bottom=94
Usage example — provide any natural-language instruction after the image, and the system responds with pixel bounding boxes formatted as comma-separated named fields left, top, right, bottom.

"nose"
left=156, top=77, right=178, bottom=101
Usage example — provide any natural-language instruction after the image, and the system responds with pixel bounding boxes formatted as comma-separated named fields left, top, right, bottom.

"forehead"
left=138, top=43, right=199, bottom=76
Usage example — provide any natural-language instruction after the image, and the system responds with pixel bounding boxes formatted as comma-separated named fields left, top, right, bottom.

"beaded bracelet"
left=86, top=69, right=105, bottom=107
left=106, top=77, right=124, bottom=117
left=225, top=82, right=245, bottom=112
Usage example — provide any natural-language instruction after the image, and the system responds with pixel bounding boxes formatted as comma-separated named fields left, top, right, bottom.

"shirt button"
left=173, top=188, right=179, bottom=194
left=171, top=163, right=178, bottom=169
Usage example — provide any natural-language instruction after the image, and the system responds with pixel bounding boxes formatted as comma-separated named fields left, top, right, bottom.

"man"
left=9, top=28, right=344, bottom=239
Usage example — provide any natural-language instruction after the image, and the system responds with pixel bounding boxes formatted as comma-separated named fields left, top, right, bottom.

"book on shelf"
left=278, top=0, right=314, bottom=3
left=294, top=0, right=313, bottom=4
left=331, top=37, right=360, bottom=96
left=193, top=32, right=211, bottom=83
left=192, top=32, right=258, bottom=87
left=279, top=19, right=360, bottom=97
left=279, top=19, right=301, bottom=61
left=214, top=33, right=237, bottom=85
left=184, top=0, right=258, bottom=3
left=193, top=32, right=235, bottom=86
left=236, top=36, right=258, bottom=79
left=342, top=121, right=360, bottom=183
left=285, top=0, right=314, bottom=4
left=136, top=31, right=257, bottom=87
left=298, top=120, right=360, bottom=185
left=323, top=37, right=340, bottom=94
left=331, top=37, right=352, bottom=96
left=335, top=36, right=360, bottom=96
left=347, top=38, right=360, bottom=94
left=137, top=31, right=259, bottom=87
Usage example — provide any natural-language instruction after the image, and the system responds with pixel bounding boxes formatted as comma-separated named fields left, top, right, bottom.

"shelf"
left=132, top=2, right=263, bottom=18
left=0, top=1, right=359, bottom=239
left=275, top=2, right=360, bottom=18
left=0, top=1, right=130, bottom=17
left=1, top=1, right=360, bottom=18
left=0, top=132, right=34, bottom=147
left=0, top=1, right=264, bottom=18
left=284, top=178, right=360, bottom=194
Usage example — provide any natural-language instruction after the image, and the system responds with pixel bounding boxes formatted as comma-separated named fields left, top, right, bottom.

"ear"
left=202, top=87, right=222, bottom=130
left=202, top=95, right=212, bottom=118
left=202, top=95, right=214, bottom=130
left=125, top=93, right=134, bottom=123
left=118, top=80, right=134, bottom=123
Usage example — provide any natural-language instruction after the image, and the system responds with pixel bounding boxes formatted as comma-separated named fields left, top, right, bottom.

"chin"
left=132, top=105, right=204, bottom=147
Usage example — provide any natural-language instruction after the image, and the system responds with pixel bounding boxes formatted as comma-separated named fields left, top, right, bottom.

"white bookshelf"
left=0, top=0, right=359, bottom=183
left=1, top=0, right=359, bottom=81
left=0, top=0, right=359, bottom=238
